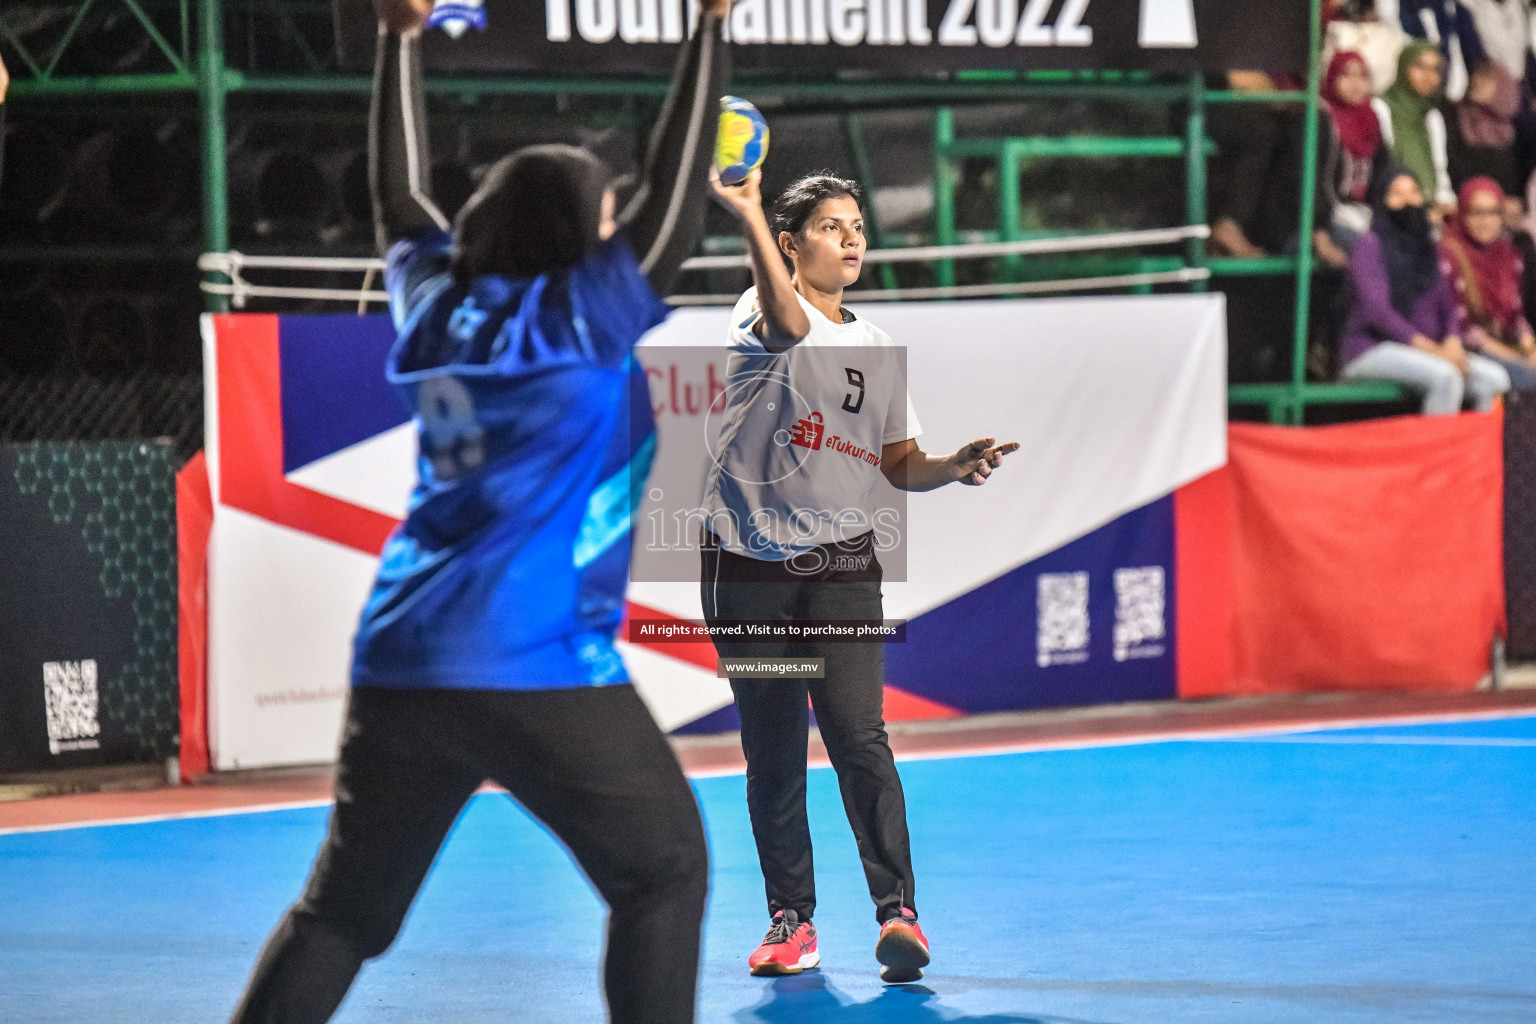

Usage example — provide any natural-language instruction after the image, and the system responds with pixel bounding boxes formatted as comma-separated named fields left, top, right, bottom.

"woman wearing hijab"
left=1440, top=176, right=1536, bottom=388
left=1446, top=60, right=1523, bottom=194
left=1375, top=41, right=1458, bottom=216
left=1396, top=0, right=1484, bottom=102
left=1324, top=0, right=1408, bottom=96
left=1341, top=165, right=1511, bottom=413
left=1319, top=50, right=1391, bottom=265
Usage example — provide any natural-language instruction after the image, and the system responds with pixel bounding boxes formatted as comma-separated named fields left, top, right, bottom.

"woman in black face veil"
left=1339, top=163, right=1511, bottom=414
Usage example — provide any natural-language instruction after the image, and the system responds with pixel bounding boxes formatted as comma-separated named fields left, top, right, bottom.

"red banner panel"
left=177, top=451, right=213, bottom=781
left=1173, top=467, right=1234, bottom=698
left=1223, top=414, right=1504, bottom=694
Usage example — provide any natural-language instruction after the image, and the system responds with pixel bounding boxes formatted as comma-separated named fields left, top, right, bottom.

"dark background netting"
left=0, top=366, right=192, bottom=770
left=0, top=371, right=202, bottom=466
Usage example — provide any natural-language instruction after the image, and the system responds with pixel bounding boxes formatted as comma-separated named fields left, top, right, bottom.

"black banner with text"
left=335, top=0, right=1306, bottom=76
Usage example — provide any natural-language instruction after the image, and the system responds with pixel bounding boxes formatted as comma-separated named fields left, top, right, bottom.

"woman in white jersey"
left=703, top=168, right=1019, bottom=982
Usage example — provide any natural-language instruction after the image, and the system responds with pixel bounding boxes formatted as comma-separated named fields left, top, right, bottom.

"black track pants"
left=228, top=684, right=708, bottom=1024
left=701, top=532, right=916, bottom=925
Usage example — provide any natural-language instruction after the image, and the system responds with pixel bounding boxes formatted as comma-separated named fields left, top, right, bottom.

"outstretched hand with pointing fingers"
left=952, top=438, right=1019, bottom=486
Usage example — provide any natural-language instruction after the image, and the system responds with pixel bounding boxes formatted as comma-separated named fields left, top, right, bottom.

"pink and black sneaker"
left=748, top=909, right=820, bottom=976
left=875, top=907, right=930, bottom=983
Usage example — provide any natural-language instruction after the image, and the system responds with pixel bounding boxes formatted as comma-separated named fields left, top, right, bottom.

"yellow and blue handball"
left=716, top=97, right=769, bottom=186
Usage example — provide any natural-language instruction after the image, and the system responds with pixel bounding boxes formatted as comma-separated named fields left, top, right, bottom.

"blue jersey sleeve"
left=385, top=229, right=454, bottom=332
left=570, top=234, right=672, bottom=353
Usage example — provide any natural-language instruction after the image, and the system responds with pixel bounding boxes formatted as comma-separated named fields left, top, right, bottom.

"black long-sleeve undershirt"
left=369, top=16, right=728, bottom=295
left=621, top=12, right=729, bottom=294
left=369, top=27, right=447, bottom=255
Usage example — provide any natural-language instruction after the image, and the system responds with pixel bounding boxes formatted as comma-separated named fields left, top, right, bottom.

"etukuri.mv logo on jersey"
left=790, top=412, right=825, bottom=450
left=789, top=411, right=879, bottom=467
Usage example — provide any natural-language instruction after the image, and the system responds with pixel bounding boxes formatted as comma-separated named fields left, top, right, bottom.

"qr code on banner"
left=43, top=660, right=102, bottom=755
left=1113, top=567, right=1166, bottom=662
left=1037, top=572, right=1090, bottom=667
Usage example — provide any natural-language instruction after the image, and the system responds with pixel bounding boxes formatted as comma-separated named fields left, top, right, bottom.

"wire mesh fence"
left=0, top=370, right=195, bottom=770
left=0, top=371, right=203, bottom=466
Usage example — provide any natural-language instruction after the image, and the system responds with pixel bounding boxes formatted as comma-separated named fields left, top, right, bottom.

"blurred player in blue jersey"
left=225, top=1, right=730, bottom=1022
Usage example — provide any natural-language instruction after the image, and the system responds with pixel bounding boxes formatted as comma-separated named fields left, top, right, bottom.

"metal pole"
left=1000, top=140, right=1024, bottom=282
left=1184, top=72, right=1208, bottom=292
left=934, top=107, right=957, bottom=289
left=198, top=0, right=230, bottom=313
left=840, top=113, right=900, bottom=291
left=1289, top=0, right=1324, bottom=423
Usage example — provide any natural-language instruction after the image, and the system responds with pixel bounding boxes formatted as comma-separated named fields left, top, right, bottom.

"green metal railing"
left=0, top=0, right=193, bottom=82
left=932, top=86, right=1218, bottom=288
left=5, top=0, right=1387, bottom=422
left=926, top=0, right=1398, bottom=423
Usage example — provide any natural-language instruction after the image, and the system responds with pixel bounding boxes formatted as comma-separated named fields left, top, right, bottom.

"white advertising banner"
left=202, top=292, right=1225, bottom=769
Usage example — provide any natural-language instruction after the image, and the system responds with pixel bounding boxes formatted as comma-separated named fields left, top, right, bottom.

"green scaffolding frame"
left=6, top=0, right=1358, bottom=423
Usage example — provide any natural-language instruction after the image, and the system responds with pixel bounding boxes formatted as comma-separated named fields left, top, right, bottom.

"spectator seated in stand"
left=1459, top=0, right=1530, bottom=88
left=1440, top=176, right=1536, bottom=388
left=1340, top=164, right=1512, bottom=413
left=1396, top=0, right=1487, bottom=101
left=1318, top=50, right=1393, bottom=267
left=1446, top=60, right=1523, bottom=194
left=1207, top=70, right=1308, bottom=259
left=1437, top=0, right=1536, bottom=197
left=1376, top=41, right=1459, bottom=221
left=1324, top=0, right=1408, bottom=96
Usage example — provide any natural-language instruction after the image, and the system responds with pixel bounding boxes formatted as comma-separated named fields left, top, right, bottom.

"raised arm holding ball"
left=701, top=162, right=1019, bottom=982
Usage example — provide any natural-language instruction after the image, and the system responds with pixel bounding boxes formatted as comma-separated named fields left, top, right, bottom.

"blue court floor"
left=3, top=714, right=1534, bottom=1024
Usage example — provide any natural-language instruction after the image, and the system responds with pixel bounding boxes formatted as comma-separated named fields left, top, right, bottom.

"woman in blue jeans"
left=1340, top=165, right=1510, bottom=414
